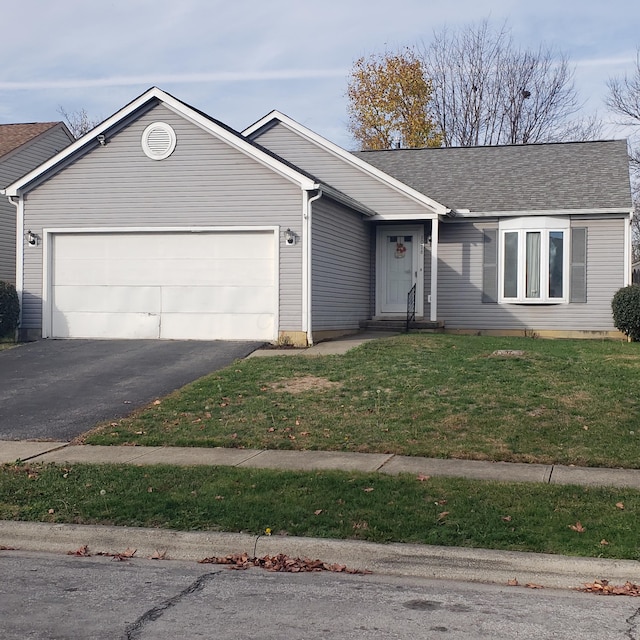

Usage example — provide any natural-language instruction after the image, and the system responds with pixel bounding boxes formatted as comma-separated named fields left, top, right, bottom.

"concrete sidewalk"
left=3, top=440, right=640, bottom=589
left=3, top=440, right=640, bottom=489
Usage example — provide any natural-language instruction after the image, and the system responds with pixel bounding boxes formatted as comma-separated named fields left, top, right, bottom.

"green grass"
left=84, top=334, right=640, bottom=468
left=1, top=462, right=638, bottom=560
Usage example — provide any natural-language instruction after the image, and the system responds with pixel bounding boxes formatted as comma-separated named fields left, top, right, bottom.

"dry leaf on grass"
left=199, top=552, right=371, bottom=574
left=569, top=521, right=586, bottom=533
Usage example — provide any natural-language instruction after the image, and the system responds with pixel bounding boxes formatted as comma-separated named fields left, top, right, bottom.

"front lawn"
left=1, top=462, right=638, bottom=560
left=83, top=334, right=640, bottom=468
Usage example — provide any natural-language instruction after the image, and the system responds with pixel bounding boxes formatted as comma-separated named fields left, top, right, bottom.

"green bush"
left=611, top=285, right=640, bottom=341
left=0, top=281, right=19, bottom=338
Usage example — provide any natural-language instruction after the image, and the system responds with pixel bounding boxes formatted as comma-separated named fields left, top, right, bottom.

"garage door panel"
left=53, top=286, right=162, bottom=313
left=162, top=286, right=275, bottom=313
left=53, top=311, right=160, bottom=339
left=160, top=313, right=275, bottom=340
left=50, top=231, right=277, bottom=340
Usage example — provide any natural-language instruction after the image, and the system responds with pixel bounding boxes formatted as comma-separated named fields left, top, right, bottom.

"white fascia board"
left=450, top=208, right=633, bottom=219
left=5, top=88, right=317, bottom=196
left=243, top=111, right=449, bottom=216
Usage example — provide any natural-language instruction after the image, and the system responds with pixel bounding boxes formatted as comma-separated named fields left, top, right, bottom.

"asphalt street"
left=1, top=550, right=637, bottom=640
left=0, top=339, right=261, bottom=441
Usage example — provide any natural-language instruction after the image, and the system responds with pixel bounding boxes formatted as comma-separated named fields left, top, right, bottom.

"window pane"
left=503, top=232, right=518, bottom=298
left=526, top=232, right=541, bottom=298
left=548, top=231, right=564, bottom=298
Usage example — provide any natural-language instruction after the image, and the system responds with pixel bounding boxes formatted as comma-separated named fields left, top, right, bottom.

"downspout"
left=430, top=217, right=439, bottom=322
left=303, top=188, right=322, bottom=346
left=624, top=208, right=634, bottom=286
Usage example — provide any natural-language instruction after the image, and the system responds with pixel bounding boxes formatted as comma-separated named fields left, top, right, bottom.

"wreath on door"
left=395, top=241, right=407, bottom=258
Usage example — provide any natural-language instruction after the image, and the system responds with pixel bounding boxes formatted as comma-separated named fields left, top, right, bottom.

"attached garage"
left=46, top=229, right=277, bottom=340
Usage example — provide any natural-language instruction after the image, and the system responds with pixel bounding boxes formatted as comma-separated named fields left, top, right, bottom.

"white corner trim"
left=12, top=197, right=24, bottom=328
left=430, top=218, right=439, bottom=322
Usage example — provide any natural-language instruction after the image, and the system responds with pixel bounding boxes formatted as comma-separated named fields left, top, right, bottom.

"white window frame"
left=498, top=217, right=570, bottom=304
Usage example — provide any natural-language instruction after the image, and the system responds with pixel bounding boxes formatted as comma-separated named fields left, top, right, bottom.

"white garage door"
left=50, top=231, right=277, bottom=340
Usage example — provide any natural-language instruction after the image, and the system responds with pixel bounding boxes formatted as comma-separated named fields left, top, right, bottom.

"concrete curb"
left=1, top=520, right=638, bottom=590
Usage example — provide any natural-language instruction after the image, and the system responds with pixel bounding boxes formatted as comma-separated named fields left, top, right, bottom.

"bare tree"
left=57, top=106, right=101, bottom=139
left=418, top=21, right=596, bottom=147
left=606, top=50, right=640, bottom=262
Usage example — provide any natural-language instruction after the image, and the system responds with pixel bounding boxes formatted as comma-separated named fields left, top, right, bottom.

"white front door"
left=376, top=226, right=424, bottom=316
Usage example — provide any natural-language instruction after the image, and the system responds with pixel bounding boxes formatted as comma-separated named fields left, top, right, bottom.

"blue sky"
left=0, top=0, right=638, bottom=149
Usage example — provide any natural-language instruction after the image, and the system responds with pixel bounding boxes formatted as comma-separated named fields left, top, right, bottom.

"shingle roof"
left=0, top=122, right=61, bottom=159
left=354, top=140, right=632, bottom=213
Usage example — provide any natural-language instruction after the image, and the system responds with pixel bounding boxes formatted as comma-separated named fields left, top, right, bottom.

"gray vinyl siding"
left=311, top=197, right=372, bottom=331
left=252, top=122, right=431, bottom=218
left=0, top=126, right=72, bottom=284
left=438, top=217, right=626, bottom=331
left=20, top=104, right=304, bottom=334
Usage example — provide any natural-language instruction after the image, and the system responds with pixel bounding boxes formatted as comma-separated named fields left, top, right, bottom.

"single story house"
left=0, top=122, right=74, bottom=284
left=2, top=87, right=634, bottom=344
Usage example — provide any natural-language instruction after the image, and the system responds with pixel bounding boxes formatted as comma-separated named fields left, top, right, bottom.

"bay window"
left=499, top=218, right=569, bottom=303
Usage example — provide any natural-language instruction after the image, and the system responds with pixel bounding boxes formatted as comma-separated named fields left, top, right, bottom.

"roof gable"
left=244, top=111, right=449, bottom=216
left=356, top=140, right=633, bottom=214
left=4, top=88, right=318, bottom=197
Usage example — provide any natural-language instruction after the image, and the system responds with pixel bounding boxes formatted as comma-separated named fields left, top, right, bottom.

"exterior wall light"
left=284, top=228, right=297, bottom=246
left=26, top=230, right=39, bottom=246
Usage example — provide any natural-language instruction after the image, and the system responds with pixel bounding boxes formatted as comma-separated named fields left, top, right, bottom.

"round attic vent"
left=141, top=122, right=176, bottom=160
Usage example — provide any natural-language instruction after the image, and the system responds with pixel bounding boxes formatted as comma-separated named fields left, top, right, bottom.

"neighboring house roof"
left=355, top=140, right=633, bottom=215
left=0, top=122, right=66, bottom=159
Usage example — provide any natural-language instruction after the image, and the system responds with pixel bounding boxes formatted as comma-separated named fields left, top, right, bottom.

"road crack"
left=626, top=606, right=640, bottom=639
left=123, top=571, right=220, bottom=639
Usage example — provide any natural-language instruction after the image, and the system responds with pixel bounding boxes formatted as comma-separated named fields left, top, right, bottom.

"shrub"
left=0, top=281, right=19, bottom=338
left=611, top=285, right=640, bottom=341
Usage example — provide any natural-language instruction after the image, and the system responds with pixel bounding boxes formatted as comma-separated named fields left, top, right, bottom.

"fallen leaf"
left=437, top=511, right=450, bottom=521
left=267, top=427, right=275, bottom=432
left=600, top=539, right=609, bottom=546
left=150, top=549, right=167, bottom=560
left=48, top=508, right=55, bottom=515
left=230, top=433, right=238, bottom=439
left=67, top=545, right=91, bottom=557
left=526, top=583, right=544, bottom=589
left=314, top=509, right=323, bottom=516
left=153, top=399, right=161, bottom=405
left=569, top=521, right=586, bottom=533
left=579, top=579, right=640, bottom=596
left=199, top=553, right=371, bottom=574
left=507, top=578, right=519, bottom=587
left=215, top=495, right=224, bottom=500
left=501, top=515, right=512, bottom=522
left=363, top=487, right=374, bottom=493
left=616, top=502, right=625, bottom=510
left=416, top=473, right=430, bottom=482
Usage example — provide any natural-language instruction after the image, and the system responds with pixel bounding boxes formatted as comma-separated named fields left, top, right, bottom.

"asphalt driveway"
left=0, top=340, right=262, bottom=441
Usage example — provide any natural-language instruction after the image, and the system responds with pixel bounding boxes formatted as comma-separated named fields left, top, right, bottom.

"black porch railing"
left=406, top=283, right=416, bottom=333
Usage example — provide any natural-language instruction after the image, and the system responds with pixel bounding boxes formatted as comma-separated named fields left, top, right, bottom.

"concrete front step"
left=360, top=319, right=444, bottom=332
